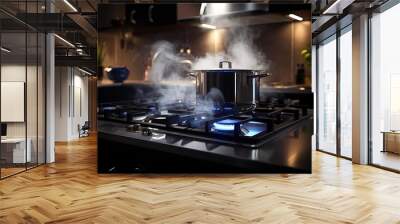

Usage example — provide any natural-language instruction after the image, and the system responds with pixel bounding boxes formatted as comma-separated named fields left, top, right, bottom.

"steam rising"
left=194, top=88, right=225, bottom=114
left=149, top=41, right=187, bottom=82
left=148, top=41, right=195, bottom=107
left=192, top=28, right=269, bottom=70
left=148, top=28, right=270, bottom=114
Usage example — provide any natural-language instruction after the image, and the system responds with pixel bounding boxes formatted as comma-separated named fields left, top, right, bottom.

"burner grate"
left=99, top=102, right=310, bottom=147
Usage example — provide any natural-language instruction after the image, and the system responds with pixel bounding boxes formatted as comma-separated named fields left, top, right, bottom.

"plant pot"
left=107, top=67, right=130, bottom=83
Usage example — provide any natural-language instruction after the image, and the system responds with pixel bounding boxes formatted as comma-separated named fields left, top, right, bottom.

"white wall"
left=1, top=65, right=26, bottom=133
left=55, top=66, right=70, bottom=141
left=70, top=73, right=89, bottom=139
left=55, top=67, right=89, bottom=141
left=1, top=82, right=25, bottom=122
left=1, top=65, right=37, bottom=138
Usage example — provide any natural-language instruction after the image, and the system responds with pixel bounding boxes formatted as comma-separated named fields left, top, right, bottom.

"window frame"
left=315, top=23, right=353, bottom=160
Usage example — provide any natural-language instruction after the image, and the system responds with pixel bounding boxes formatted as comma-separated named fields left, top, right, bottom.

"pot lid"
left=192, top=60, right=269, bottom=73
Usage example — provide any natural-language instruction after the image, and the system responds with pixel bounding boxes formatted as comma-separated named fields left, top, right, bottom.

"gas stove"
left=98, top=101, right=310, bottom=148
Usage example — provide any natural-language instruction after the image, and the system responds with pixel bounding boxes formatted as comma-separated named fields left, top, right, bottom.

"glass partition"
left=27, top=30, right=38, bottom=169
left=1, top=31, right=28, bottom=177
left=0, top=1, right=46, bottom=179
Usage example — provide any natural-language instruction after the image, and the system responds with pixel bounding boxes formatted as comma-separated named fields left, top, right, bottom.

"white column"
left=352, top=14, right=369, bottom=164
left=46, top=1, right=55, bottom=163
left=46, top=33, right=55, bottom=163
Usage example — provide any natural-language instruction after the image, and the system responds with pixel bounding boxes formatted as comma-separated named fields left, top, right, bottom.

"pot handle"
left=219, top=60, right=232, bottom=69
left=248, top=71, right=271, bottom=79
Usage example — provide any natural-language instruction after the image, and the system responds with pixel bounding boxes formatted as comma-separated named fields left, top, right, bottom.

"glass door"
left=317, top=35, right=337, bottom=154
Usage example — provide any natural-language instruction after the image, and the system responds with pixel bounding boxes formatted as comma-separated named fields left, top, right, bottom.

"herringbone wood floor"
left=1, top=135, right=400, bottom=224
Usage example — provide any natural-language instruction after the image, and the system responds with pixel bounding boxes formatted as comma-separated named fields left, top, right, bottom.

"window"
left=370, top=3, right=400, bottom=171
left=316, top=25, right=353, bottom=158
left=339, top=27, right=352, bottom=158
left=317, top=35, right=337, bottom=154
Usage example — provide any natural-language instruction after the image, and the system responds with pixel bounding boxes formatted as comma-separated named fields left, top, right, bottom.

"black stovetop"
left=98, top=101, right=311, bottom=148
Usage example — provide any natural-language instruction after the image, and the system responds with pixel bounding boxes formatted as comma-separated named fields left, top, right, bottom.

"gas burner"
left=127, top=124, right=141, bottom=132
left=212, top=119, right=241, bottom=131
left=142, top=127, right=153, bottom=136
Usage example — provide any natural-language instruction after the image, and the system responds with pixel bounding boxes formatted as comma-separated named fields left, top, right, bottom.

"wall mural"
left=96, top=3, right=313, bottom=173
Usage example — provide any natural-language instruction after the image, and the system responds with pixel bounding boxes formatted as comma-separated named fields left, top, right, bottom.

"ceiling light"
left=205, top=3, right=228, bottom=16
left=54, top=34, right=75, bottom=48
left=200, top=24, right=216, bottom=29
left=288, top=14, right=303, bottom=21
left=78, top=67, right=93, bottom=76
left=1, top=47, right=11, bottom=53
left=200, top=3, right=207, bottom=15
left=63, top=0, right=78, bottom=12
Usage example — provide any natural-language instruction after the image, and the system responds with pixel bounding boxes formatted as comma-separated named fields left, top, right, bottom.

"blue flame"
left=212, top=120, right=267, bottom=136
left=213, top=119, right=240, bottom=131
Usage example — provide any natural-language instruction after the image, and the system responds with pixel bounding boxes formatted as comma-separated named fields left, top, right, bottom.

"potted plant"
left=97, top=42, right=105, bottom=80
left=296, top=49, right=311, bottom=85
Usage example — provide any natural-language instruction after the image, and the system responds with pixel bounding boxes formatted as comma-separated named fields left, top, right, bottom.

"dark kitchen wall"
left=99, top=20, right=311, bottom=86
left=253, top=21, right=311, bottom=84
left=99, top=26, right=214, bottom=84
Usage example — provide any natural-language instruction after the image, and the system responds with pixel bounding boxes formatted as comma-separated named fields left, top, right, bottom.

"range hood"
left=177, top=3, right=270, bottom=21
left=177, top=3, right=298, bottom=29
left=201, top=3, right=269, bottom=17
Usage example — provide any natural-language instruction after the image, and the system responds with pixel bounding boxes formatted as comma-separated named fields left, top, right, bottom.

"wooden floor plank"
left=0, top=135, right=400, bottom=223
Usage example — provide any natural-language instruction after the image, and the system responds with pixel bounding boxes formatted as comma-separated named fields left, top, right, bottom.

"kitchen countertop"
left=98, top=116, right=313, bottom=173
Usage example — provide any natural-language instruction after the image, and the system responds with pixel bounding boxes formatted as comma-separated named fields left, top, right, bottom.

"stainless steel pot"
left=190, top=60, right=270, bottom=109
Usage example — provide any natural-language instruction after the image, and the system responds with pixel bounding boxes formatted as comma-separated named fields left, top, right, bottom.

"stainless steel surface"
left=203, top=3, right=269, bottom=17
left=192, top=61, right=270, bottom=108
